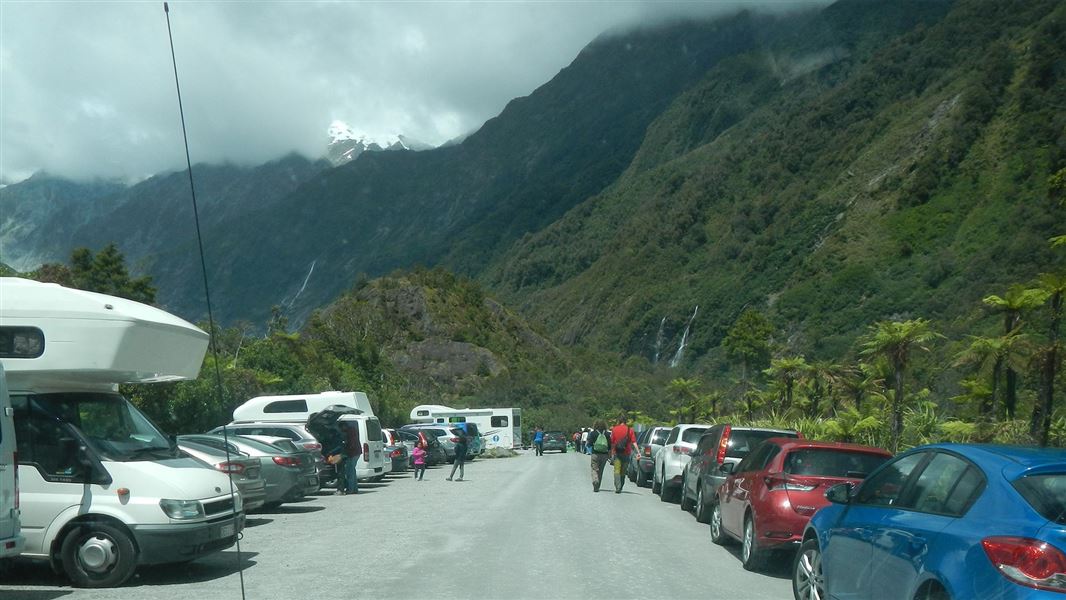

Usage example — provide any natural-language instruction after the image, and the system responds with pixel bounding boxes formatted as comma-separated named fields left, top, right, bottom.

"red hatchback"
left=710, top=438, right=891, bottom=572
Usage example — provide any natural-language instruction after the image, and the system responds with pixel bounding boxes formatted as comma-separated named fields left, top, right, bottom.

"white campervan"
left=233, top=391, right=374, bottom=422
left=409, top=405, right=523, bottom=450
left=0, top=278, right=244, bottom=588
left=231, top=391, right=385, bottom=481
left=0, top=362, right=23, bottom=558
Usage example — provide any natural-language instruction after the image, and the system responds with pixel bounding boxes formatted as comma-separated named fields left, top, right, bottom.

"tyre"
left=60, top=522, right=137, bottom=588
left=916, top=584, right=950, bottom=600
left=659, top=475, right=674, bottom=503
left=651, top=469, right=661, bottom=495
left=710, top=501, right=728, bottom=546
left=695, top=486, right=709, bottom=523
left=793, top=538, right=825, bottom=600
left=741, top=514, right=767, bottom=572
left=636, top=470, right=648, bottom=488
left=679, top=476, right=693, bottom=511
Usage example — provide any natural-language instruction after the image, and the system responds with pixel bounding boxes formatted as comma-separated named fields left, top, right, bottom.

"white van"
left=409, top=404, right=523, bottom=450
left=0, top=278, right=244, bottom=587
left=332, top=414, right=386, bottom=481
left=232, top=391, right=374, bottom=422
left=0, top=362, right=24, bottom=558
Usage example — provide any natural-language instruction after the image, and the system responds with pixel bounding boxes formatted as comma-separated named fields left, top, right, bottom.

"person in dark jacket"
left=587, top=421, right=611, bottom=492
left=447, top=428, right=468, bottom=481
left=329, top=419, right=362, bottom=495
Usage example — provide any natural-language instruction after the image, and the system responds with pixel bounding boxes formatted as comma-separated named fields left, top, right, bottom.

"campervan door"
left=0, top=362, right=23, bottom=558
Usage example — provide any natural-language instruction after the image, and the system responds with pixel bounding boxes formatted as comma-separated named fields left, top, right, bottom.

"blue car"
left=793, top=443, right=1066, bottom=600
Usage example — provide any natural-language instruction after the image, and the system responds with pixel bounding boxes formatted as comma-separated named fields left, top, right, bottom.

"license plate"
left=220, top=523, right=235, bottom=538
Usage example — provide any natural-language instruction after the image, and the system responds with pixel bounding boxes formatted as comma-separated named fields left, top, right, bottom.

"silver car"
left=401, top=425, right=465, bottom=461
left=209, top=422, right=332, bottom=486
left=179, top=434, right=320, bottom=508
left=178, top=439, right=268, bottom=512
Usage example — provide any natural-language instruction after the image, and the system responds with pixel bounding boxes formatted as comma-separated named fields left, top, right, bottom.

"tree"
left=983, top=285, right=1045, bottom=415
left=1030, top=273, right=1065, bottom=446
left=764, top=357, right=810, bottom=413
left=859, top=319, right=939, bottom=452
left=953, top=332, right=1030, bottom=419
left=34, top=243, right=156, bottom=304
left=807, top=360, right=843, bottom=418
left=839, top=362, right=883, bottom=413
left=667, top=378, right=701, bottom=423
left=723, top=308, right=774, bottom=408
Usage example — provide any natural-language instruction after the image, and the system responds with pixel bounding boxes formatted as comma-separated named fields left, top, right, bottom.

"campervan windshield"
left=13, top=392, right=177, bottom=464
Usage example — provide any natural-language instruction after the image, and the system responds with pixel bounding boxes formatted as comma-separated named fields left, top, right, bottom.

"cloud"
left=0, top=1, right=828, bottom=183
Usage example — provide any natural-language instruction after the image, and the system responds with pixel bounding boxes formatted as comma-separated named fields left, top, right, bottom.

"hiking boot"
left=456, top=477, right=463, bottom=481
left=446, top=477, right=452, bottom=481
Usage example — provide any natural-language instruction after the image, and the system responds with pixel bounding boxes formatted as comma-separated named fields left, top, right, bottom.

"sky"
left=1, top=1, right=824, bottom=183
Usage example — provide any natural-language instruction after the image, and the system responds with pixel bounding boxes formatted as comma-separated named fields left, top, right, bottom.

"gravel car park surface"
left=0, top=452, right=791, bottom=600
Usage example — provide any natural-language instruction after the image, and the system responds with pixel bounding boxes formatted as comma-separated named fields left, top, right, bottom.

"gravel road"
left=0, top=451, right=792, bottom=600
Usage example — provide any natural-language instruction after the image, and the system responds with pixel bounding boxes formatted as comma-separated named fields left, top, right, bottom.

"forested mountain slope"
left=487, top=0, right=1066, bottom=370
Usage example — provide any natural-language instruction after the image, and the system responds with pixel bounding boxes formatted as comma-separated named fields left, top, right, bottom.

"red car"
left=710, top=438, right=891, bottom=572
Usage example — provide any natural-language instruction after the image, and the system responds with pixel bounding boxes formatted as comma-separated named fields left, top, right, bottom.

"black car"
left=396, top=427, right=446, bottom=466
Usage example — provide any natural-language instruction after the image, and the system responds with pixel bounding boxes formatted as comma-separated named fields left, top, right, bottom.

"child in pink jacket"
left=412, top=442, right=427, bottom=481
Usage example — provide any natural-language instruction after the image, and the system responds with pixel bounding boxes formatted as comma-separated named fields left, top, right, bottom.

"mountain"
left=326, top=120, right=433, bottom=166
left=487, top=0, right=1065, bottom=369
left=0, top=173, right=127, bottom=270
left=148, top=12, right=780, bottom=326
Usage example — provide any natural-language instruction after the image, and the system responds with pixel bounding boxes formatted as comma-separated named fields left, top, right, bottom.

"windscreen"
left=784, top=449, right=889, bottom=478
left=269, top=439, right=300, bottom=453
left=1013, top=474, right=1066, bottom=525
left=17, top=392, right=175, bottom=461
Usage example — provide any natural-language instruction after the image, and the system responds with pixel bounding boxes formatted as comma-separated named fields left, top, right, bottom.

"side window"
left=12, top=396, right=85, bottom=482
left=855, top=452, right=926, bottom=507
left=491, top=416, right=508, bottom=427
left=907, top=453, right=974, bottom=515
left=263, top=399, right=307, bottom=413
left=943, top=466, right=985, bottom=516
left=665, top=427, right=680, bottom=445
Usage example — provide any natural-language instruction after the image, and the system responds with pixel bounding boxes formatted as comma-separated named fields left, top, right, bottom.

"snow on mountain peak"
left=326, top=120, right=433, bottom=165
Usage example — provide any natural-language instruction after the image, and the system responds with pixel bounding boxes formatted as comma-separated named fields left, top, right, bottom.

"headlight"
left=232, top=491, right=243, bottom=513
left=159, top=498, right=205, bottom=520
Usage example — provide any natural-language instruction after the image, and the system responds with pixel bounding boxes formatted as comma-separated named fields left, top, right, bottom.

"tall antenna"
left=162, top=3, right=247, bottom=597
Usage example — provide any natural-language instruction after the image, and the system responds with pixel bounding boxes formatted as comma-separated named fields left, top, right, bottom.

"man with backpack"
left=586, top=420, right=611, bottom=492
left=610, top=413, right=638, bottom=494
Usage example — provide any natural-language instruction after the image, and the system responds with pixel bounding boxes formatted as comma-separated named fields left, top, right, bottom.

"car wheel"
left=651, top=469, right=661, bottom=494
left=659, top=469, right=672, bottom=502
left=793, top=538, right=825, bottom=600
left=741, top=514, right=767, bottom=572
left=695, top=486, right=709, bottom=523
left=60, top=523, right=137, bottom=588
left=680, top=476, right=693, bottom=511
left=710, top=501, right=728, bottom=546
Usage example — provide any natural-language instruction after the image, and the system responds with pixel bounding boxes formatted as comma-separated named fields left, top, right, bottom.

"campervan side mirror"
left=825, top=482, right=854, bottom=505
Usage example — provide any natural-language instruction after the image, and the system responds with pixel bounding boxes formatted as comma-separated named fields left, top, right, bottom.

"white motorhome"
left=409, top=405, right=522, bottom=450
left=232, top=391, right=374, bottom=422
left=0, top=278, right=244, bottom=587
left=0, top=362, right=23, bottom=558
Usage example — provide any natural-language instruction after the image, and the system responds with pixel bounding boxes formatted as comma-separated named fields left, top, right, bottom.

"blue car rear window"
left=1013, top=474, right=1066, bottom=525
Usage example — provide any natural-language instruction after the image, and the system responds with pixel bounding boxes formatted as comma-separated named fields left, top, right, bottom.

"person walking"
left=580, top=428, right=589, bottom=454
left=447, top=428, right=469, bottom=481
left=587, top=421, right=611, bottom=492
left=610, top=413, right=638, bottom=494
left=533, top=427, right=545, bottom=456
left=412, top=441, right=427, bottom=481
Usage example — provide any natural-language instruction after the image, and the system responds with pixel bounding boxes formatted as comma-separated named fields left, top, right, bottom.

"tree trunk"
left=854, top=389, right=863, bottom=412
left=983, top=360, right=1001, bottom=419
left=785, top=379, right=794, bottom=412
left=892, top=364, right=905, bottom=453
left=1005, top=367, right=1018, bottom=419
left=742, top=360, right=752, bottom=419
left=1037, top=291, right=1062, bottom=447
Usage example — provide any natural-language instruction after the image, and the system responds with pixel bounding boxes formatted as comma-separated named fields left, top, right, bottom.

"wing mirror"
left=825, top=482, right=854, bottom=505
left=718, top=462, right=734, bottom=474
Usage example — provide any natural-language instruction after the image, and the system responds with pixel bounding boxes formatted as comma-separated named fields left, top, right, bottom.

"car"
left=793, top=443, right=1066, bottom=600
left=177, top=439, right=268, bottom=512
left=401, top=425, right=466, bottom=461
left=652, top=423, right=710, bottom=502
left=179, top=434, right=320, bottom=507
left=541, top=431, right=568, bottom=453
left=629, top=426, right=670, bottom=487
left=385, top=442, right=409, bottom=473
left=682, top=425, right=800, bottom=523
left=209, top=422, right=333, bottom=486
left=710, top=438, right=891, bottom=571
left=394, top=428, right=446, bottom=466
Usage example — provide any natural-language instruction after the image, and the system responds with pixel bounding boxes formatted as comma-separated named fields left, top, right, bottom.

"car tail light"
left=272, top=456, right=301, bottom=467
left=643, top=446, right=651, bottom=457
left=390, top=449, right=403, bottom=458
left=982, top=537, right=1066, bottom=592
left=450, top=437, right=460, bottom=443
left=716, top=425, right=732, bottom=464
left=13, top=451, right=18, bottom=510
left=363, top=442, right=370, bottom=462
left=302, top=442, right=322, bottom=451
left=218, top=461, right=246, bottom=474
left=765, top=475, right=816, bottom=492
left=673, top=445, right=692, bottom=455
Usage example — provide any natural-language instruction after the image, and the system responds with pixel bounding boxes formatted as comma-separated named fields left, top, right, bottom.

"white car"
left=652, top=423, right=710, bottom=503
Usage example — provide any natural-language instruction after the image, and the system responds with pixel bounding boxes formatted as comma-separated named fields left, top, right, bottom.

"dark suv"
left=541, top=431, right=568, bottom=453
left=679, top=425, right=800, bottom=523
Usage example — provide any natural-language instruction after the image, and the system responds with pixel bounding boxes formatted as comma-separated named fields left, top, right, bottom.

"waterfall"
left=653, top=316, right=666, bottom=364
left=669, top=306, right=699, bottom=368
